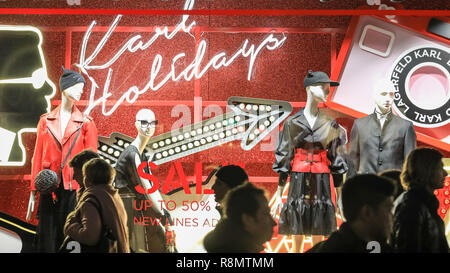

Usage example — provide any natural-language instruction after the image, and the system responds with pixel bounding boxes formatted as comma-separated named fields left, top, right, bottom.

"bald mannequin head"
left=135, top=109, right=157, bottom=138
left=373, top=78, right=396, bottom=113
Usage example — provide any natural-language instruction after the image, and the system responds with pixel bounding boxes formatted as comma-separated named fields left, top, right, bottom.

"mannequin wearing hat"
left=348, top=78, right=416, bottom=177
left=114, top=109, right=175, bottom=253
left=26, top=67, right=98, bottom=252
left=271, top=70, right=348, bottom=253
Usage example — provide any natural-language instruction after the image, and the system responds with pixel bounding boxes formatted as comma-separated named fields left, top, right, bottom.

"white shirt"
left=375, top=109, right=391, bottom=130
left=60, top=108, right=71, bottom=137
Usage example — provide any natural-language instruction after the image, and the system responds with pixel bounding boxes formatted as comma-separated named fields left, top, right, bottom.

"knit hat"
left=215, top=165, right=249, bottom=188
left=304, top=70, right=339, bottom=89
left=59, top=66, right=86, bottom=92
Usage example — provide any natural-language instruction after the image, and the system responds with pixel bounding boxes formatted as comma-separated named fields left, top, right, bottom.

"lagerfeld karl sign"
left=390, top=46, right=450, bottom=128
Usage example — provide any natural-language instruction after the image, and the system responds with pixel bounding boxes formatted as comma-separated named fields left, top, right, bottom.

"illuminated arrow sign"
left=98, top=97, right=292, bottom=166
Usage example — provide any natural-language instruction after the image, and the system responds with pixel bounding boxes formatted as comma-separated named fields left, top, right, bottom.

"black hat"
left=59, top=66, right=86, bottom=92
left=215, top=165, right=249, bottom=188
left=303, top=70, right=339, bottom=89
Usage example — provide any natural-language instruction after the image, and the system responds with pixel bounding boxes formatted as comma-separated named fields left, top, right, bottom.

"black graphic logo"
left=390, top=46, right=449, bottom=128
left=0, top=26, right=56, bottom=165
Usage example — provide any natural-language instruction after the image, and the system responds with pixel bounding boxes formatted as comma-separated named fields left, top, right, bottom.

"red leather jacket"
left=31, top=105, right=98, bottom=191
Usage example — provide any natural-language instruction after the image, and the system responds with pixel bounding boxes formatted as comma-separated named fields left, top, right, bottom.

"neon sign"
left=78, top=0, right=287, bottom=116
left=0, top=26, right=56, bottom=166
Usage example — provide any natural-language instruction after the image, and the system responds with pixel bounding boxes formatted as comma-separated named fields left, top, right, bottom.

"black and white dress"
left=273, top=109, right=348, bottom=236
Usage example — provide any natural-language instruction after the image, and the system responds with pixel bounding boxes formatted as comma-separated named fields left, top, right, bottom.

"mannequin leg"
left=291, top=235, right=305, bottom=253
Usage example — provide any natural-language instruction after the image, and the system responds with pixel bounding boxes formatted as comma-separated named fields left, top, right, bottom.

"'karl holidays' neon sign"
left=78, top=0, right=287, bottom=116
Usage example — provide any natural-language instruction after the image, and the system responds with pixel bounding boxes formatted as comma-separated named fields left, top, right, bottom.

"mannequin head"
left=306, top=83, right=331, bottom=103
left=59, top=67, right=86, bottom=104
left=62, top=82, right=84, bottom=102
left=135, top=109, right=157, bottom=138
left=373, top=79, right=396, bottom=113
left=303, top=70, right=338, bottom=104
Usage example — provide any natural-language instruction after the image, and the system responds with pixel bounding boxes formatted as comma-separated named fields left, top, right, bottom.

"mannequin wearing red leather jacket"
left=26, top=67, right=98, bottom=253
left=30, top=106, right=97, bottom=192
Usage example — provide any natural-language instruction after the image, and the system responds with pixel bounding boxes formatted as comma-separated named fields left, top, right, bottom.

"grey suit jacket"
left=348, top=112, right=416, bottom=176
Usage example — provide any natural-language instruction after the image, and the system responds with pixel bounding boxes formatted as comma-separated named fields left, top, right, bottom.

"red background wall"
left=0, top=0, right=448, bottom=225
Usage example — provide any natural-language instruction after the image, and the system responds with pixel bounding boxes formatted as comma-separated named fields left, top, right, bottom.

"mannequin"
left=272, top=70, right=348, bottom=253
left=348, top=78, right=416, bottom=177
left=26, top=67, right=98, bottom=252
left=114, top=109, right=174, bottom=253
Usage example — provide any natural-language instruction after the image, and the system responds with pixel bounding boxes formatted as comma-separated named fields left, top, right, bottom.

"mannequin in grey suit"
left=348, top=79, right=416, bottom=177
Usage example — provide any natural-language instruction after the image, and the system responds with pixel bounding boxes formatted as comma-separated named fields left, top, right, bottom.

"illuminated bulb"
left=269, top=116, right=276, bottom=122
left=203, top=126, right=209, bottom=132
left=239, top=103, right=245, bottom=110
left=249, top=134, right=255, bottom=140
left=207, top=136, right=213, bottom=142
left=196, top=128, right=202, bottom=134
left=169, top=149, right=174, bottom=155
left=222, top=120, right=228, bottom=126
left=101, top=145, right=108, bottom=152
left=124, top=143, right=129, bottom=148
left=259, top=105, right=265, bottom=111
left=159, top=141, right=165, bottom=147
left=162, top=151, right=168, bottom=157
left=235, top=116, right=241, bottom=122
left=117, top=140, right=124, bottom=146
left=105, top=159, right=111, bottom=164
left=219, top=132, right=225, bottom=139
left=188, top=143, right=194, bottom=149
left=152, top=143, right=158, bottom=149
left=181, top=145, right=187, bottom=151
left=259, top=124, right=266, bottom=130
left=232, top=128, right=238, bottom=134
left=252, top=105, right=258, bottom=111
left=165, top=139, right=171, bottom=145
left=107, top=148, right=114, bottom=154
left=228, top=118, right=234, bottom=124
left=178, top=135, right=184, bottom=141
left=172, top=136, right=178, bottom=143
left=215, top=122, right=222, bottom=128
left=266, top=106, right=272, bottom=112
left=209, top=124, right=215, bottom=131
left=175, top=147, right=181, bottom=153
left=114, top=151, right=120, bottom=157
left=200, top=138, right=206, bottom=145
left=191, top=131, right=196, bottom=137
left=213, top=134, right=219, bottom=141
left=226, top=130, right=232, bottom=137
left=156, top=153, right=162, bottom=159
left=246, top=104, right=252, bottom=110
left=194, top=140, right=200, bottom=147
left=184, top=132, right=190, bottom=139
left=238, top=126, right=245, bottom=132
left=264, top=120, right=271, bottom=127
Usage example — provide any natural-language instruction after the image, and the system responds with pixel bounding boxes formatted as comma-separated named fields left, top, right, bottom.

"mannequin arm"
left=26, top=191, right=36, bottom=221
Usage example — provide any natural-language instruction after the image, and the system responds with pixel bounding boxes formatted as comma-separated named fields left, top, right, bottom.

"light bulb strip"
left=97, top=97, right=293, bottom=167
